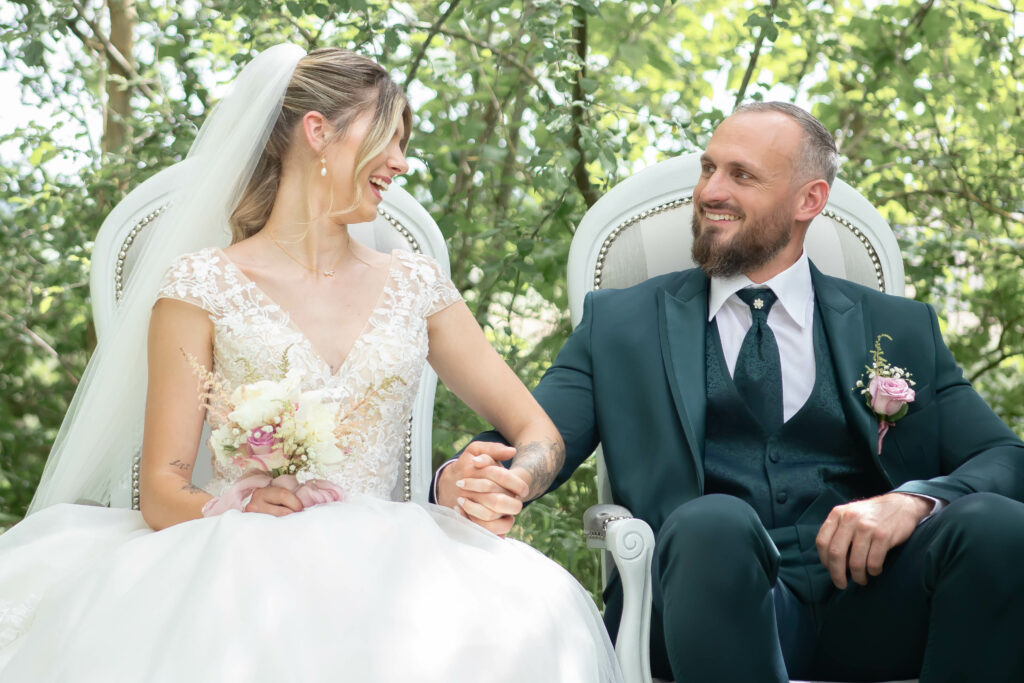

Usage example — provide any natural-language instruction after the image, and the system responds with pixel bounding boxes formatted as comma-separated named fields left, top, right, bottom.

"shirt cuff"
left=430, top=459, right=456, bottom=504
left=901, top=492, right=946, bottom=523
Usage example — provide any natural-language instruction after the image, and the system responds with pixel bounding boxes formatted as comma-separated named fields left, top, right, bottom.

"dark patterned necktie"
left=733, top=288, right=783, bottom=433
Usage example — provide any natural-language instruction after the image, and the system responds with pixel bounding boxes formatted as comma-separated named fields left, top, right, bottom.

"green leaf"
left=28, top=142, right=54, bottom=166
left=23, top=40, right=46, bottom=68
left=618, top=43, right=644, bottom=69
left=578, top=77, right=598, bottom=94
left=429, top=173, right=448, bottom=202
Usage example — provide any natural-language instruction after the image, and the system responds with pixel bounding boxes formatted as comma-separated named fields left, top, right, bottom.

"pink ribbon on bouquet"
left=202, top=473, right=347, bottom=517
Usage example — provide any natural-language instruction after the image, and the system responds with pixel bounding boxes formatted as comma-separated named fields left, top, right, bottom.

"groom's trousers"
left=650, top=492, right=1024, bottom=683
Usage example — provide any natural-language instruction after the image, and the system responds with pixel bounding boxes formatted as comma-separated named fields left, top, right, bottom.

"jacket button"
left=768, top=451, right=780, bottom=464
left=776, top=491, right=788, bottom=504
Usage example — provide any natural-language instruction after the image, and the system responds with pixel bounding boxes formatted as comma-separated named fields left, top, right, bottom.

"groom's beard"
left=691, top=202, right=793, bottom=278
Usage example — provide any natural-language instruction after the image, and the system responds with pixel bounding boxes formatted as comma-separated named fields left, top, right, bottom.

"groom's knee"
left=656, top=494, right=778, bottom=590
left=930, top=492, right=1024, bottom=589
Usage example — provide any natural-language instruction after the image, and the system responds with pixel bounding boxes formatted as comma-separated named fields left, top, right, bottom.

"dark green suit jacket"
left=537, top=263, right=1024, bottom=538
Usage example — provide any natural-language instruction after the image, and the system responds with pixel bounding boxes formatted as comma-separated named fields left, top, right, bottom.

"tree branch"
left=405, top=0, right=464, bottom=86
left=0, top=311, right=80, bottom=386
left=68, top=0, right=157, bottom=102
left=967, top=319, right=1022, bottom=384
left=734, top=0, right=777, bottom=108
left=407, top=23, right=558, bottom=105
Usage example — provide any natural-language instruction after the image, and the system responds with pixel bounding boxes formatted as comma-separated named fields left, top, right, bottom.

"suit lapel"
left=811, top=264, right=894, bottom=484
left=658, top=270, right=708, bottom=489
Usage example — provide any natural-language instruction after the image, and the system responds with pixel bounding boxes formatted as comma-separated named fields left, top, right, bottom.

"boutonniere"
left=854, top=333, right=916, bottom=455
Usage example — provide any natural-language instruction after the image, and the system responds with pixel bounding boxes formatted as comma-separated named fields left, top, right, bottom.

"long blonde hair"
left=230, top=48, right=411, bottom=242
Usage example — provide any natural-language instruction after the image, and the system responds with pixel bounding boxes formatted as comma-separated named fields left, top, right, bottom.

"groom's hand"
left=438, top=441, right=529, bottom=536
left=816, top=492, right=933, bottom=589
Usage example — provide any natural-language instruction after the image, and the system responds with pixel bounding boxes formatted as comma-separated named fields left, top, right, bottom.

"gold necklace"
left=269, top=237, right=344, bottom=278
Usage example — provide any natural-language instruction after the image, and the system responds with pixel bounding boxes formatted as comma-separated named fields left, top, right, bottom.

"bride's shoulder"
left=157, top=247, right=234, bottom=304
left=164, top=247, right=228, bottom=274
left=389, top=250, right=462, bottom=315
left=391, top=249, right=447, bottom=280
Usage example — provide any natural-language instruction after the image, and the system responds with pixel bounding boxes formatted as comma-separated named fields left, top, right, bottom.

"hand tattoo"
left=512, top=438, right=565, bottom=500
left=180, top=482, right=205, bottom=495
left=169, top=459, right=191, bottom=472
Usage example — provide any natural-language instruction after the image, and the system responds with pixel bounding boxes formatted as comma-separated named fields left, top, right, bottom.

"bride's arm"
left=138, top=298, right=216, bottom=529
left=426, top=300, right=564, bottom=521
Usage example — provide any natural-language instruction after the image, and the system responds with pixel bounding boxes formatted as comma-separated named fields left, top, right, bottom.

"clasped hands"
left=436, top=441, right=531, bottom=536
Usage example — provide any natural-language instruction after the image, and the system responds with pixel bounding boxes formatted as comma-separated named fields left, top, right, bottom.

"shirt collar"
left=707, top=252, right=814, bottom=328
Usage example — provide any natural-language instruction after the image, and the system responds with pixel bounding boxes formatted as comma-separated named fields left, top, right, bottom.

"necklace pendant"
left=323, top=269, right=336, bottom=278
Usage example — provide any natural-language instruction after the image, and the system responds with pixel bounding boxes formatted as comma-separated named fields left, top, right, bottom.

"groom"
left=435, top=102, right=1024, bottom=682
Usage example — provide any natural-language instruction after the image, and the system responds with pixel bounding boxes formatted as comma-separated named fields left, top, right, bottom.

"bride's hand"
left=439, top=442, right=529, bottom=536
left=244, top=485, right=304, bottom=516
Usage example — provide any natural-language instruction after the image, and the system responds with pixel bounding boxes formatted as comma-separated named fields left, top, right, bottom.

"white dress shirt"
left=708, top=252, right=816, bottom=423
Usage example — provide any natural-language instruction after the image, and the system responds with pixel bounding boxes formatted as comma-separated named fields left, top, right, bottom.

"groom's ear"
left=300, top=111, right=330, bottom=154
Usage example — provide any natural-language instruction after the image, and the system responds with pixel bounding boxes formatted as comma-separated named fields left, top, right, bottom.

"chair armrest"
left=584, top=504, right=655, bottom=683
left=584, top=503, right=636, bottom=548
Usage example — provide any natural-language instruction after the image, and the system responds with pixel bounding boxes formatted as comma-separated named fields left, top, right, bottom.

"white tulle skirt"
left=0, top=498, right=621, bottom=682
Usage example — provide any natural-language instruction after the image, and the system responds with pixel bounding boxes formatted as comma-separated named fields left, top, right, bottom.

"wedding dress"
left=0, top=247, right=622, bottom=682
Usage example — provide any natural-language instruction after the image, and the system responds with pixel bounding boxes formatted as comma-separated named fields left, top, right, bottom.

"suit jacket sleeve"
left=894, top=303, right=1024, bottom=503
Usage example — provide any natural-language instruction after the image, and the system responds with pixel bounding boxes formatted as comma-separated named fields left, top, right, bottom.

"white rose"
left=293, top=391, right=342, bottom=460
left=228, top=379, right=295, bottom=430
left=209, top=424, right=238, bottom=464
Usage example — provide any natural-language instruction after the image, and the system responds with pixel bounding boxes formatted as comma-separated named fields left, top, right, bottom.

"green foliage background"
left=2, top=0, right=1022, bottom=603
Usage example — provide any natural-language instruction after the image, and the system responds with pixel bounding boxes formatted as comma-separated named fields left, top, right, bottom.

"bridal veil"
left=28, top=44, right=306, bottom=512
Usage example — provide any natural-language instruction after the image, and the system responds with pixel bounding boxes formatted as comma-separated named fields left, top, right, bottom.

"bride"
left=0, top=44, right=621, bottom=682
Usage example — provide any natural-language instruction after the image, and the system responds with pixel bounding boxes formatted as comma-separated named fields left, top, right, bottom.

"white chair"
left=90, top=158, right=447, bottom=509
left=572, top=152, right=916, bottom=683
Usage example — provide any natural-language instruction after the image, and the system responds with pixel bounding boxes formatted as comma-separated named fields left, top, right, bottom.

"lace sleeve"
left=155, top=248, right=225, bottom=314
left=396, top=252, right=462, bottom=318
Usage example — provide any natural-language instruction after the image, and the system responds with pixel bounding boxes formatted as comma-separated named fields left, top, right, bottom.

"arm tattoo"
left=180, top=482, right=205, bottom=495
left=512, top=438, right=566, bottom=501
left=169, top=459, right=191, bottom=472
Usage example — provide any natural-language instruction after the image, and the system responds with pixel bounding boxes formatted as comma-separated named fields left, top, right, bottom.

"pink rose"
left=247, top=426, right=277, bottom=452
left=245, top=427, right=288, bottom=471
left=868, top=376, right=915, bottom=418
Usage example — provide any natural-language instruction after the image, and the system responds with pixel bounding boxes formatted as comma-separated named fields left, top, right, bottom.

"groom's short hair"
left=732, top=101, right=840, bottom=187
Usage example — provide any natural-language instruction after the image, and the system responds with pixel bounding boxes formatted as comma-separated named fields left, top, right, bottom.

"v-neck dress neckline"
left=216, top=248, right=397, bottom=377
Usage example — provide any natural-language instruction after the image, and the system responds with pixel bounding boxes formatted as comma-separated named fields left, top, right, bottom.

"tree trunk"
left=102, top=0, right=136, bottom=155
left=570, top=6, right=599, bottom=208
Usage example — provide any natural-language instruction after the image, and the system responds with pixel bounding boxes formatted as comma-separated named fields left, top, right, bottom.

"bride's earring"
left=320, top=157, right=327, bottom=177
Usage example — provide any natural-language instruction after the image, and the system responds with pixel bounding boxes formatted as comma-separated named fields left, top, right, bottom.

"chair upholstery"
left=91, top=159, right=447, bottom=509
left=570, top=152, right=916, bottom=683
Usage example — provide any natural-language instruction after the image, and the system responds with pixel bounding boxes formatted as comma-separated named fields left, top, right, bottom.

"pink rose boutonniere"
left=855, top=334, right=916, bottom=455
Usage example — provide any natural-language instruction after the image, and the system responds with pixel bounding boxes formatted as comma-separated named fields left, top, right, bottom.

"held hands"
left=437, top=441, right=531, bottom=537
left=816, top=492, right=934, bottom=589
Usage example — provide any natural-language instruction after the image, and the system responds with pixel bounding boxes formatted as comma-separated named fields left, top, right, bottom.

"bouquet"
left=182, top=351, right=401, bottom=515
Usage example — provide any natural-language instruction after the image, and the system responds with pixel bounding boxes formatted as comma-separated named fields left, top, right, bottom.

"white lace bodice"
left=157, top=247, right=461, bottom=499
